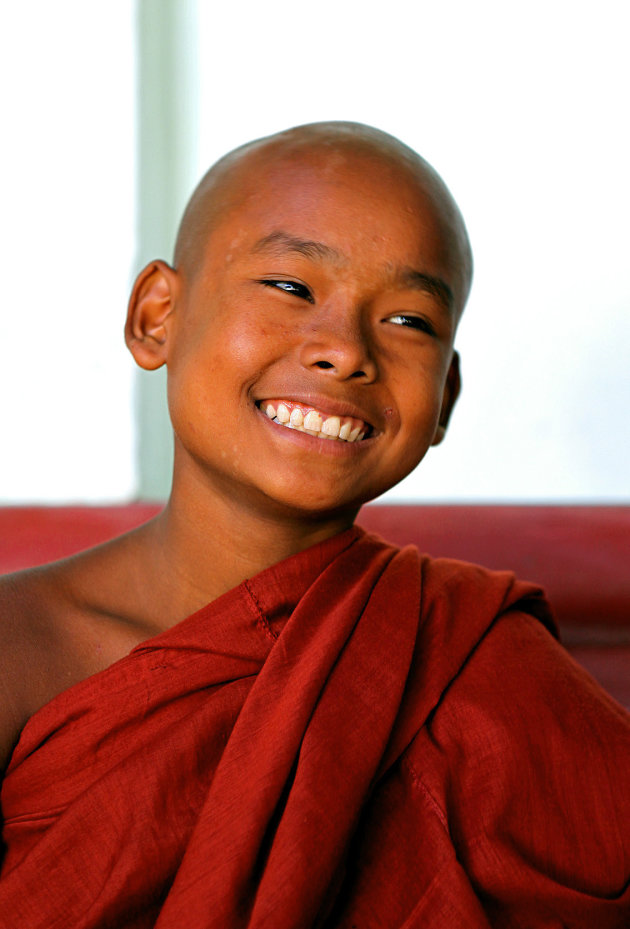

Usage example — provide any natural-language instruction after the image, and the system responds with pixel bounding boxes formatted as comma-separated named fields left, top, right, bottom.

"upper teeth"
left=261, top=401, right=367, bottom=442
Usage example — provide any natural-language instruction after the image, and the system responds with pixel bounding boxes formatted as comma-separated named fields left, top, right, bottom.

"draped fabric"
left=1, top=527, right=628, bottom=927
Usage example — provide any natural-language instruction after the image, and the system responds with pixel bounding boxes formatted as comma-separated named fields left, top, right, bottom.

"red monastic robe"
left=1, top=527, right=628, bottom=927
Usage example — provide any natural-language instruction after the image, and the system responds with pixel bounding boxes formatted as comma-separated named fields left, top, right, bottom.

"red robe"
left=1, top=527, right=628, bottom=927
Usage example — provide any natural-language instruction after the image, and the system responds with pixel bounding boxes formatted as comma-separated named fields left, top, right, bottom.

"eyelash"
left=257, top=279, right=315, bottom=304
left=387, top=314, right=436, bottom=336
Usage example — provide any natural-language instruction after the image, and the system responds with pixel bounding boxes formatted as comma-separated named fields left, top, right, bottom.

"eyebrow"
left=395, top=267, right=454, bottom=312
left=252, top=231, right=342, bottom=263
left=252, top=230, right=454, bottom=311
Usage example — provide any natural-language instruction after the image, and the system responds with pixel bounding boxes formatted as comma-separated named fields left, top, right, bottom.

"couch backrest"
left=1, top=504, right=628, bottom=642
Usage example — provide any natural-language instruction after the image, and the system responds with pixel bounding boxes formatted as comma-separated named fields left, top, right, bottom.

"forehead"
left=204, top=149, right=460, bottom=283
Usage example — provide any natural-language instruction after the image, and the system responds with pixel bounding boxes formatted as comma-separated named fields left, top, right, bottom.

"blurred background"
left=1, top=0, right=628, bottom=504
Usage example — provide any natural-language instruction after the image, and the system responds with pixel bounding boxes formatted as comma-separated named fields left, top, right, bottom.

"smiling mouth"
left=258, top=400, right=373, bottom=442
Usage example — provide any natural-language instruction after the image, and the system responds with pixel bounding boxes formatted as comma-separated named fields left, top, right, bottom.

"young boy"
left=0, top=122, right=628, bottom=928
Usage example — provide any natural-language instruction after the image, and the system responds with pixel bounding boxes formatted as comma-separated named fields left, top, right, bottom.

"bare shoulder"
left=0, top=527, right=168, bottom=773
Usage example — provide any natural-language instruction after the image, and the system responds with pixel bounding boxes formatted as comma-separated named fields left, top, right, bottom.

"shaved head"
left=174, top=121, right=473, bottom=314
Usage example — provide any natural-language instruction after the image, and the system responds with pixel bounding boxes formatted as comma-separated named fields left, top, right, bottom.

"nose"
left=298, top=306, right=378, bottom=382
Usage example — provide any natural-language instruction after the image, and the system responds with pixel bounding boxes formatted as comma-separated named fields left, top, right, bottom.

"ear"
left=431, top=351, right=461, bottom=446
left=125, top=260, right=180, bottom=370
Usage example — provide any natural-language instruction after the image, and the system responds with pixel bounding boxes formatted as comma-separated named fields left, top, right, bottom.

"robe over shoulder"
left=1, top=527, right=629, bottom=928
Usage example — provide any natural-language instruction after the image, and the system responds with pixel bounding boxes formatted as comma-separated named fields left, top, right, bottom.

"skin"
left=0, top=122, right=472, bottom=772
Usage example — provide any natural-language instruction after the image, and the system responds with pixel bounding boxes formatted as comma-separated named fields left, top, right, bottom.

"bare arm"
left=0, top=576, right=36, bottom=774
left=0, top=571, right=72, bottom=775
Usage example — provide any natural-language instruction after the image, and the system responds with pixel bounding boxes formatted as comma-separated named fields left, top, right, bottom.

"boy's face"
left=156, top=148, right=461, bottom=521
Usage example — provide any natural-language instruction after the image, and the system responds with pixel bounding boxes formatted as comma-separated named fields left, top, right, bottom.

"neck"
left=140, top=465, right=359, bottom=619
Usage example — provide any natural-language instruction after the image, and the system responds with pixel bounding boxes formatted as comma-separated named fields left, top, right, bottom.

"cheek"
left=227, top=324, right=275, bottom=367
left=166, top=332, right=223, bottom=441
left=390, top=372, right=445, bottom=458
left=165, top=310, right=277, bottom=445
left=166, top=366, right=206, bottom=447
left=396, top=365, right=444, bottom=425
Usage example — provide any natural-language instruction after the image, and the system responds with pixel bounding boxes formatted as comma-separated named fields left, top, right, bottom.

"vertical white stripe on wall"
left=134, top=0, right=199, bottom=499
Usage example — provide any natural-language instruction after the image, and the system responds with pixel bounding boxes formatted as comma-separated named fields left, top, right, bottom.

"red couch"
left=1, top=504, right=628, bottom=708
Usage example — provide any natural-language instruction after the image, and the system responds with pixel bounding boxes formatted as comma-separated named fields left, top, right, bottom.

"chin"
left=257, top=486, right=362, bottom=522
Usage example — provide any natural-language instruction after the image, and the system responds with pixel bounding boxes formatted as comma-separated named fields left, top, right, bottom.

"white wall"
left=2, top=1, right=628, bottom=503
left=0, top=3, right=136, bottom=502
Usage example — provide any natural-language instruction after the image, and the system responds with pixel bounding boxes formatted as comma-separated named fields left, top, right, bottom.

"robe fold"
left=1, top=527, right=628, bottom=928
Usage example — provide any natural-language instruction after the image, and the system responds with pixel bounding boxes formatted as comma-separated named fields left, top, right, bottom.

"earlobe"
left=125, top=260, right=180, bottom=370
left=431, top=351, right=462, bottom=447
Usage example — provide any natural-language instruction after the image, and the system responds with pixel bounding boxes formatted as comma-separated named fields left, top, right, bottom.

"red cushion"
left=0, top=504, right=161, bottom=573
left=1, top=504, right=628, bottom=634
left=357, top=505, right=630, bottom=636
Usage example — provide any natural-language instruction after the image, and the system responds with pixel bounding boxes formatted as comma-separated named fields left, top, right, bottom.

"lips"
left=258, top=399, right=372, bottom=442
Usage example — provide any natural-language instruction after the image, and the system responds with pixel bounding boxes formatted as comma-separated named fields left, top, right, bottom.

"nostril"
left=314, top=361, right=334, bottom=369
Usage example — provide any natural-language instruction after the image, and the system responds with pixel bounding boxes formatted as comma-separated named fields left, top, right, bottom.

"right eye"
left=257, top=279, right=315, bottom=304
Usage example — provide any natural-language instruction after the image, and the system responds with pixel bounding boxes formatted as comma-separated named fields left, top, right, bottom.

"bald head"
left=174, top=121, right=473, bottom=314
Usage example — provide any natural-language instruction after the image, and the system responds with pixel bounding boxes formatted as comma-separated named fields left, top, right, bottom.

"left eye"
left=258, top=279, right=314, bottom=303
left=387, top=314, right=436, bottom=335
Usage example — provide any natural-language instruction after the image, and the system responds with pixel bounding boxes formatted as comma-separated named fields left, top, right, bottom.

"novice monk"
left=0, top=122, right=628, bottom=928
